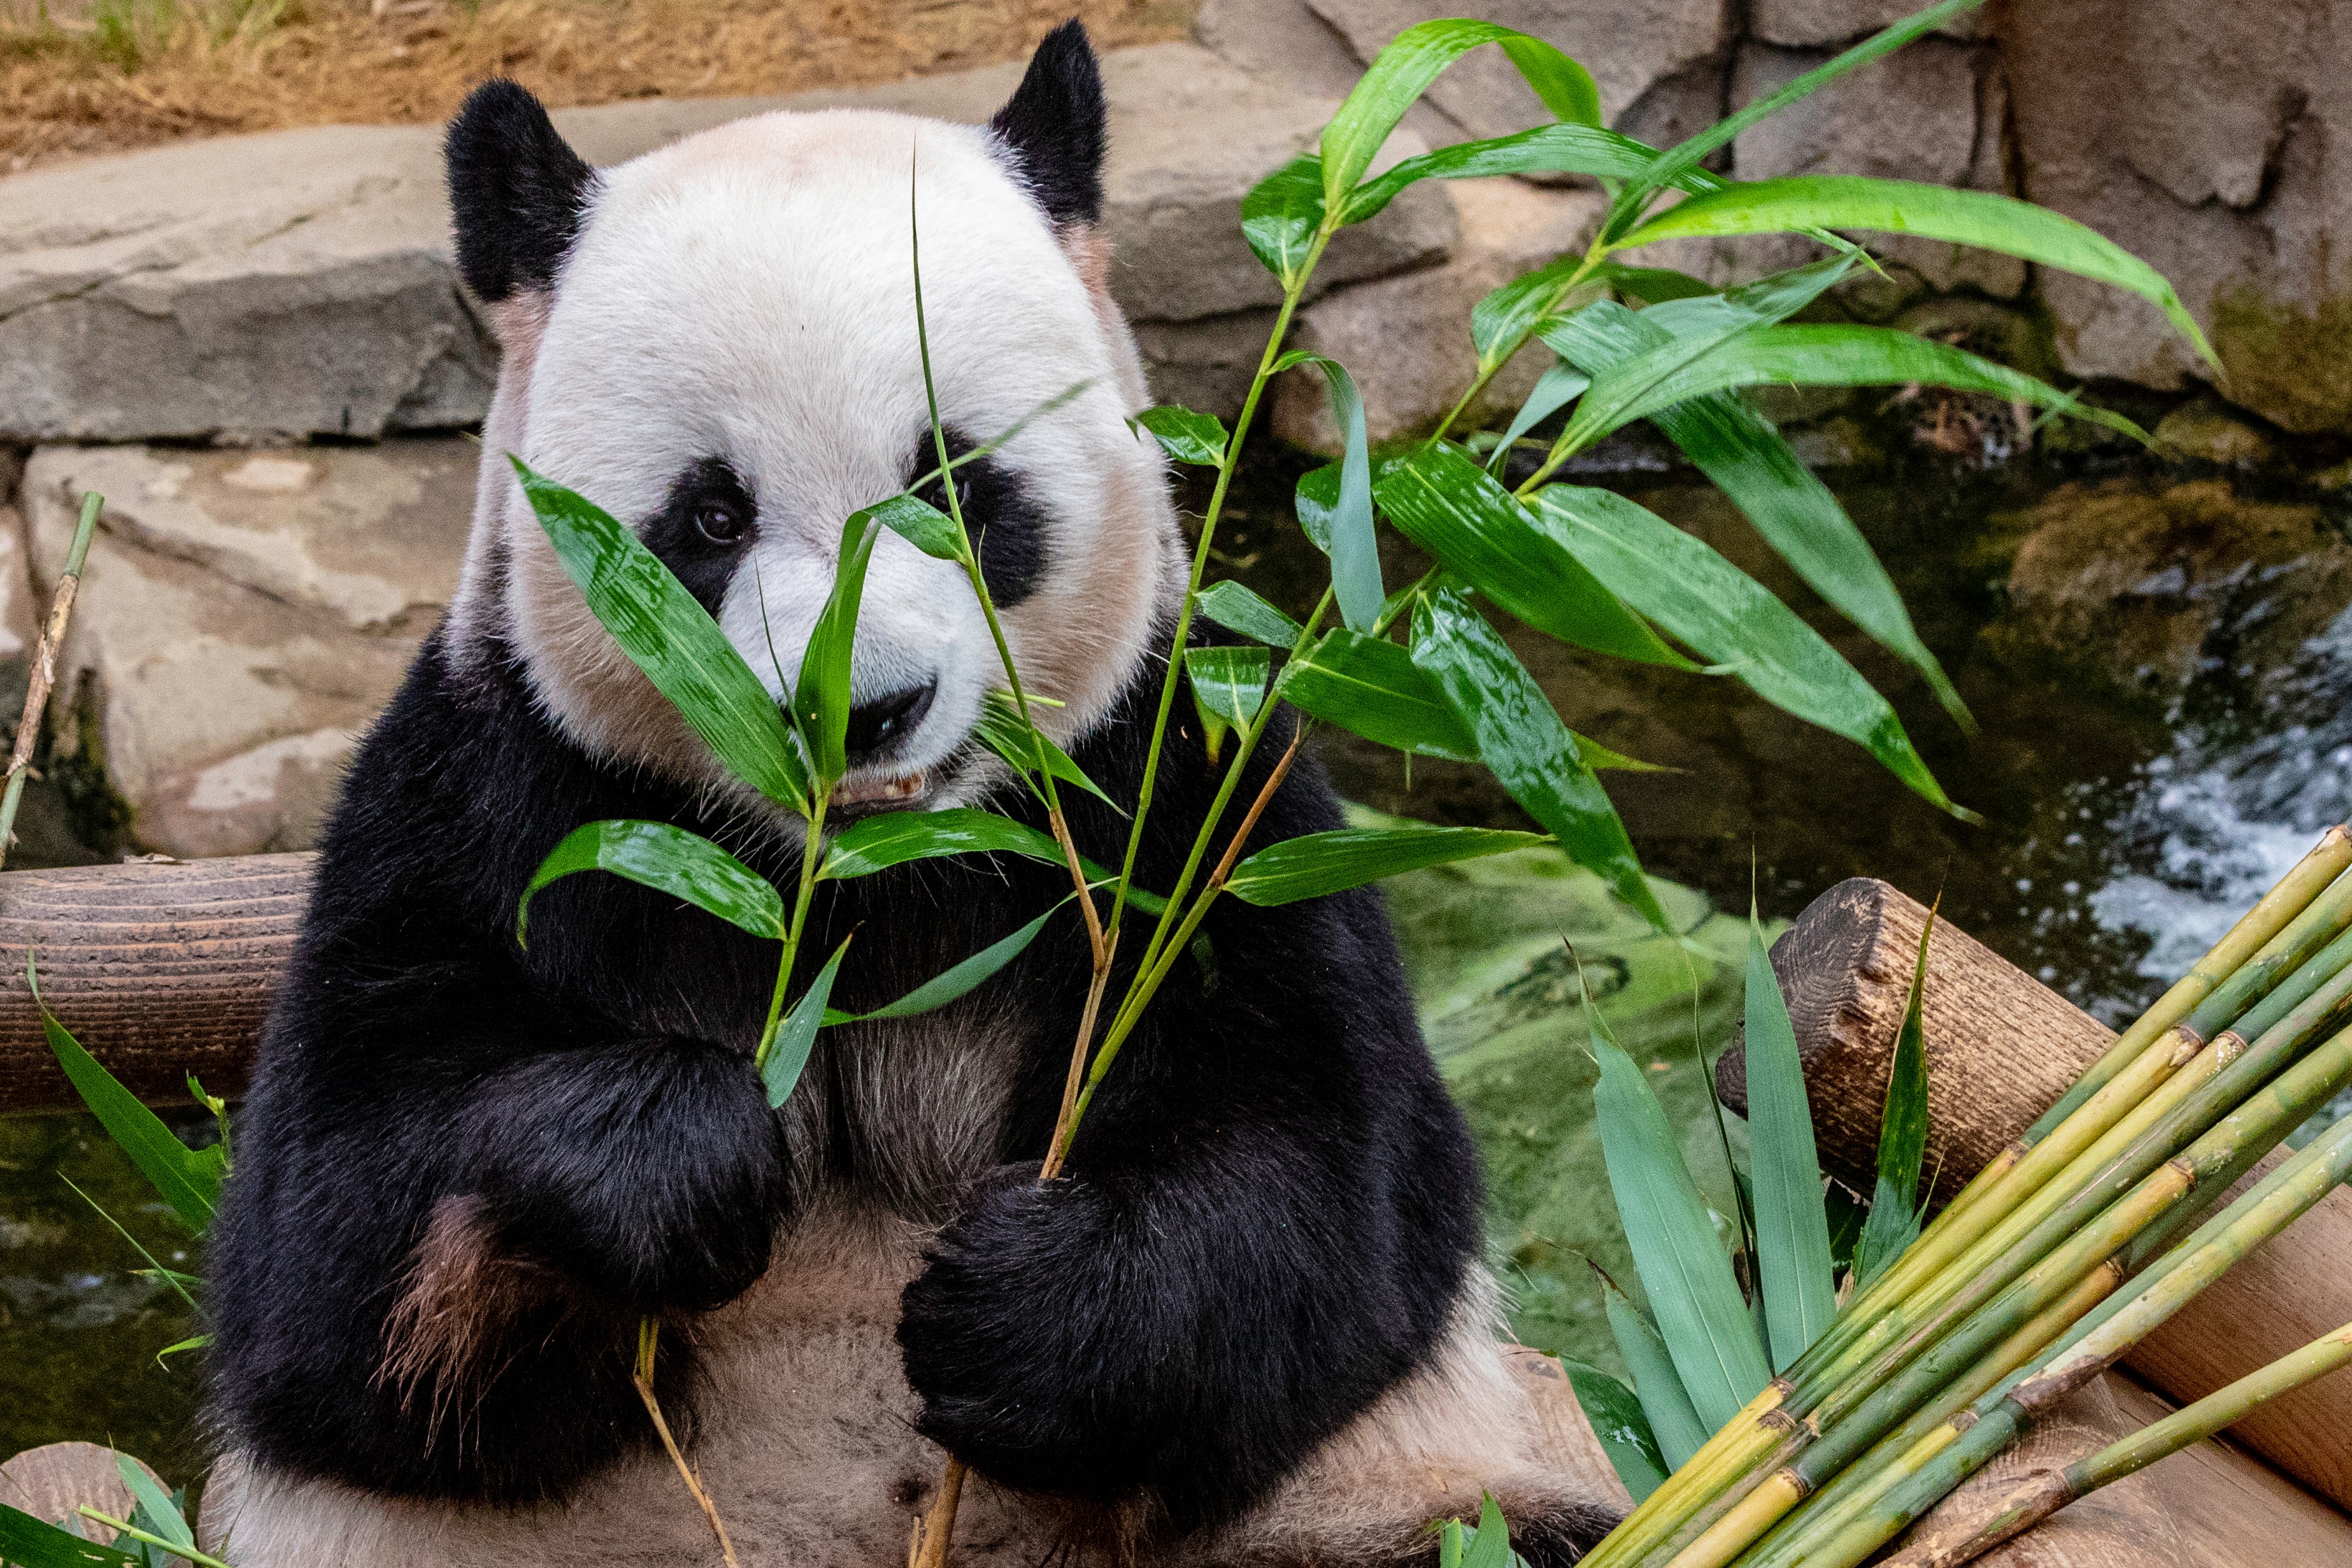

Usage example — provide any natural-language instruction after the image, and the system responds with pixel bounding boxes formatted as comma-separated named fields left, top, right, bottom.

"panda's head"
left=444, top=22, right=1180, bottom=820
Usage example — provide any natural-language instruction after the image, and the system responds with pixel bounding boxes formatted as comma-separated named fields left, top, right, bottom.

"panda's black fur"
left=209, top=616, right=1483, bottom=1535
left=203, top=22, right=1620, bottom=1564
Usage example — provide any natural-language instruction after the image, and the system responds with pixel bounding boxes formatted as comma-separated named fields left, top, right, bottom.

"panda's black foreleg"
left=459, top=1033, right=792, bottom=1311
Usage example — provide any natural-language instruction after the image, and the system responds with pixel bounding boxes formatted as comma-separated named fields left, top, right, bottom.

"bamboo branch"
left=0, top=490, right=103, bottom=873
left=634, top=1319, right=740, bottom=1568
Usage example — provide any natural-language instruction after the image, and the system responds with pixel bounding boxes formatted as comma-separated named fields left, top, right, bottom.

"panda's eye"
left=694, top=501, right=746, bottom=545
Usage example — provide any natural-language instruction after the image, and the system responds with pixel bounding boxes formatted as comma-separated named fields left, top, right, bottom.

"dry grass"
left=0, top=0, right=1194, bottom=170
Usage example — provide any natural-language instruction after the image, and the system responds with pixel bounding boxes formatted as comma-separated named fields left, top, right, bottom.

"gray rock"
left=0, top=44, right=1453, bottom=443
left=20, top=440, right=469, bottom=857
left=1751, top=0, right=1988, bottom=47
left=2004, top=0, right=2352, bottom=432
left=1303, top=0, right=1730, bottom=139
left=1134, top=308, right=1287, bottom=418
left=1272, top=177, right=1605, bottom=449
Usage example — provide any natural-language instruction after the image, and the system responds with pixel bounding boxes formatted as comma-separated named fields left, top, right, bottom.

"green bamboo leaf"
left=1543, top=299, right=1969, bottom=730
left=1614, top=174, right=2214, bottom=366
left=1133, top=406, right=1229, bottom=467
left=1472, top=254, right=1588, bottom=373
left=1273, top=354, right=1383, bottom=632
left=1241, top=154, right=1326, bottom=286
left=1346, top=122, right=1704, bottom=227
left=1550, top=255, right=1855, bottom=457
left=1185, top=645, right=1272, bottom=731
left=1225, top=824, right=1548, bottom=906
left=1607, top=0, right=1987, bottom=228
left=1372, top=444, right=1688, bottom=668
left=1590, top=1015, right=1774, bottom=1430
left=1486, top=362, right=1590, bottom=475
left=1526, top=485, right=1967, bottom=820
left=825, top=897, right=1068, bottom=1023
left=1741, top=913, right=1839, bottom=1371
left=1194, top=581, right=1304, bottom=648
left=792, top=507, right=883, bottom=783
left=1853, top=904, right=1936, bottom=1290
left=1322, top=18, right=1600, bottom=212
left=1596, top=324, right=2149, bottom=440
left=32, top=958, right=220, bottom=1236
left=1558, top=1354, right=1671, bottom=1502
left=1598, top=263, right=1716, bottom=303
left=972, top=690, right=1116, bottom=809
left=818, top=806, right=1065, bottom=880
left=1411, top=588, right=1670, bottom=931
left=764, top=935, right=850, bottom=1108
left=113, top=1457, right=191, bottom=1553
left=517, top=820, right=781, bottom=946
left=1457, top=1492, right=1516, bottom=1568
left=856, top=492, right=966, bottom=563
left=511, top=457, right=809, bottom=810
left=1599, top=1269, right=1711, bottom=1469
left=61, top=1174, right=202, bottom=1319
left=0, top=1505, right=140, bottom=1568
left=156, top=1333, right=210, bottom=1365
left=1281, top=629, right=1476, bottom=760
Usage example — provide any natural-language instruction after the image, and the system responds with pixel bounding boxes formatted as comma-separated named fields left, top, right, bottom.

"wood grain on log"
left=0, top=853, right=311, bottom=1115
left=1721, top=876, right=2352, bottom=1515
left=1716, top=877, right=2118, bottom=1207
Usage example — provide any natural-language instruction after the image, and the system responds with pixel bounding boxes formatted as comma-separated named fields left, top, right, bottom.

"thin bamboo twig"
left=1886, top=1317, right=2352, bottom=1568
left=0, top=490, right=103, bottom=872
left=76, top=1507, right=238, bottom=1568
left=634, top=1320, right=741, bottom=1568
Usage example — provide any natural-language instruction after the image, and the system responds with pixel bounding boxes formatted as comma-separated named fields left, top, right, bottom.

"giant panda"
left=199, top=22, right=1625, bottom=1567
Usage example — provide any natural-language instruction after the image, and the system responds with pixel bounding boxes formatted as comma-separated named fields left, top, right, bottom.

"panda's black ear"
left=990, top=18, right=1108, bottom=227
left=445, top=79, right=597, bottom=303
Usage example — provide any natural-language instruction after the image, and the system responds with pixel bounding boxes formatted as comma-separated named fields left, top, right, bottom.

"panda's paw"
left=896, top=1165, right=1144, bottom=1502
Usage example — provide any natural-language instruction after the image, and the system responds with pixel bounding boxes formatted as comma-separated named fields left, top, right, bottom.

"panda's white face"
left=467, top=108, right=1178, bottom=820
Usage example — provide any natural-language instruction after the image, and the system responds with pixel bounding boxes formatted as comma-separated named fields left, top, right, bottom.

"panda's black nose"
left=843, top=680, right=937, bottom=764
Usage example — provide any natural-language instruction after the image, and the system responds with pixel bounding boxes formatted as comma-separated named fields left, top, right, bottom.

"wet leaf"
left=1195, top=580, right=1305, bottom=648
left=1134, top=406, right=1229, bottom=467
left=1225, top=824, right=1548, bottom=906
left=792, top=506, right=883, bottom=783
left=1374, top=443, right=1686, bottom=668
left=1600, top=1270, right=1711, bottom=1469
left=1855, top=906, right=1937, bottom=1290
left=1558, top=1353, right=1671, bottom=1502
left=856, top=492, right=966, bottom=562
left=518, top=820, right=781, bottom=946
left=764, top=936, right=850, bottom=1108
left=33, top=957, right=220, bottom=1236
left=1274, top=354, right=1383, bottom=632
left=512, top=457, right=809, bottom=810
left=825, top=897, right=1069, bottom=1022
left=1411, top=587, right=1669, bottom=931
left=972, top=690, right=1116, bottom=809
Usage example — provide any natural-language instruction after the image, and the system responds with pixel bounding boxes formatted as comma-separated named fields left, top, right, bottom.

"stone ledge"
left=0, top=43, right=1455, bottom=445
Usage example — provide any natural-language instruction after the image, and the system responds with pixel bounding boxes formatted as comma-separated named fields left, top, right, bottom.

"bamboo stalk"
left=1885, top=1317, right=2352, bottom=1568
left=2021, top=826, right=2352, bottom=1139
left=0, top=491, right=103, bottom=873
left=1728, top=1265, right=2116, bottom=1568
left=1780, top=1112, right=2352, bottom=1568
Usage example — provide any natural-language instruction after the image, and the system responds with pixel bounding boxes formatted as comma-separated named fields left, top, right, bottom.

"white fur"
left=452, top=108, right=1182, bottom=815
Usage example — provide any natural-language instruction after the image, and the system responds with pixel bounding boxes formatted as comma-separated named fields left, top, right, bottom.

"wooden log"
left=0, top=853, right=311, bottom=1116
left=1720, top=875, right=2352, bottom=1515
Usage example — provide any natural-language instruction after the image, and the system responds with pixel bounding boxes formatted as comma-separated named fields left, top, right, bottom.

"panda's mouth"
left=832, top=769, right=929, bottom=808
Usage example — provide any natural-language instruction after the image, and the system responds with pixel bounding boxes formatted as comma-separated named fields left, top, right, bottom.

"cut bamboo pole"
left=0, top=491, right=101, bottom=871
left=1885, top=1318, right=2352, bottom=1568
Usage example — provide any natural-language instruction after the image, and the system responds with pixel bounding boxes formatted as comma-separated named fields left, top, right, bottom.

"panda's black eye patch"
left=908, top=428, right=1048, bottom=608
left=642, top=457, right=757, bottom=615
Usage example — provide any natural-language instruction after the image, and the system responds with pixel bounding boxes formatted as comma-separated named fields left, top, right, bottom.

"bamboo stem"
left=633, top=1320, right=741, bottom=1568
left=0, top=490, right=103, bottom=873
left=76, top=1508, right=238, bottom=1568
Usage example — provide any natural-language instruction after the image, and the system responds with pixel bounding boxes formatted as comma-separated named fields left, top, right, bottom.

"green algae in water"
left=1, top=1110, right=208, bottom=1489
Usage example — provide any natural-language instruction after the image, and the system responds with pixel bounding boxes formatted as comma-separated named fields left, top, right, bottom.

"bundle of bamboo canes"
left=1582, top=824, right=2352, bottom=1568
